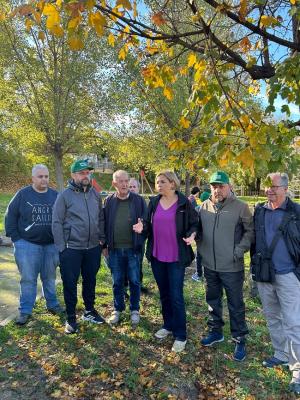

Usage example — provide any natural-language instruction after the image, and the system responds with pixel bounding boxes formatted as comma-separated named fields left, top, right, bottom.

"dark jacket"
left=251, top=197, right=300, bottom=270
left=198, top=195, right=254, bottom=272
left=144, top=192, right=198, bottom=267
left=5, top=186, right=58, bottom=245
left=104, top=192, right=147, bottom=251
left=52, top=180, right=105, bottom=252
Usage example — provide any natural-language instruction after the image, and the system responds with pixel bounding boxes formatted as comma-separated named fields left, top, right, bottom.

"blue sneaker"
left=201, top=332, right=224, bottom=346
left=233, top=341, right=246, bottom=361
left=262, top=356, right=288, bottom=368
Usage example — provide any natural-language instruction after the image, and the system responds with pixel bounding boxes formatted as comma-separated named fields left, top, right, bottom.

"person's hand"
left=133, top=218, right=143, bottom=234
left=183, top=232, right=196, bottom=245
left=102, top=248, right=108, bottom=257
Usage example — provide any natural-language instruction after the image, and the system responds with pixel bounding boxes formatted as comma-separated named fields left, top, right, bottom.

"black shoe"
left=15, top=313, right=30, bottom=326
left=47, top=305, right=65, bottom=315
left=82, top=309, right=105, bottom=324
left=65, top=320, right=78, bottom=334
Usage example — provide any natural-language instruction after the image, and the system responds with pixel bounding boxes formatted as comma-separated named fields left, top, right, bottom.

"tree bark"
left=185, top=171, right=190, bottom=196
left=54, top=151, right=65, bottom=191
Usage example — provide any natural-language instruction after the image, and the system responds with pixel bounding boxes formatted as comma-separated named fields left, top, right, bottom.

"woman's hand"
left=183, top=232, right=196, bottom=245
left=133, top=218, right=143, bottom=234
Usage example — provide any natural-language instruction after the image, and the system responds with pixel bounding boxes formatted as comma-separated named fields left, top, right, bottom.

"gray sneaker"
left=15, top=313, right=30, bottom=325
left=130, top=311, right=140, bottom=326
left=107, top=310, right=121, bottom=325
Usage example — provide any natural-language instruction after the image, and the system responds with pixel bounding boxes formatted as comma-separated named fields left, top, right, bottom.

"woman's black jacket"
left=144, top=191, right=198, bottom=267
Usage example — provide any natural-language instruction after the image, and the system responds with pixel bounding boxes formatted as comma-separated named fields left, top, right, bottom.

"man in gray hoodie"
left=52, top=159, right=105, bottom=334
left=198, top=171, right=254, bottom=361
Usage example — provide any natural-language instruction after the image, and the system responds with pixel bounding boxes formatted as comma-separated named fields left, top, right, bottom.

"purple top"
left=153, top=201, right=178, bottom=262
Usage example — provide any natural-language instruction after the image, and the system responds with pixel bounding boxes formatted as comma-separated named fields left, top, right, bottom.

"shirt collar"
left=264, top=198, right=288, bottom=211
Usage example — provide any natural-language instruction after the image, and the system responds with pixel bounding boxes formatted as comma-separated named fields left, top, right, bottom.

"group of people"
left=4, top=161, right=300, bottom=395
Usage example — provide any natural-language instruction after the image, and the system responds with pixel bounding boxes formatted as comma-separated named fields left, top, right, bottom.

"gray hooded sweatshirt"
left=52, top=181, right=105, bottom=252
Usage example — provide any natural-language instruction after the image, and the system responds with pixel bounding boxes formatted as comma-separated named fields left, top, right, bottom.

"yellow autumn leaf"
left=236, top=147, right=254, bottom=169
left=50, top=25, right=64, bottom=37
left=133, top=0, right=138, bottom=18
left=187, top=53, right=197, bottom=68
left=191, top=12, right=202, bottom=22
left=153, top=76, right=164, bottom=88
left=260, top=15, right=280, bottom=28
left=56, top=0, right=62, bottom=7
left=240, top=114, right=250, bottom=127
left=147, top=46, right=158, bottom=55
left=163, top=86, right=173, bottom=101
left=179, top=116, right=191, bottom=129
left=290, top=0, right=296, bottom=5
left=98, top=371, right=109, bottom=381
left=238, top=0, right=247, bottom=21
left=25, top=18, right=34, bottom=32
left=116, top=0, right=132, bottom=11
left=68, top=36, right=84, bottom=51
left=0, top=11, right=6, bottom=22
left=68, top=16, right=82, bottom=29
left=169, top=139, right=187, bottom=151
left=108, top=33, right=115, bottom=47
left=86, top=0, right=96, bottom=10
left=89, top=11, right=106, bottom=36
left=118, top=47, right=127, bottom=60
left=179, top=67, right=188, bottom=76
left=33, top=11, right=42, bottom=24
left=38, top=31, right=45, bottom=41
left=43, top=3, right=57, bottom=16
left=219, top=156, right=228, bottom=167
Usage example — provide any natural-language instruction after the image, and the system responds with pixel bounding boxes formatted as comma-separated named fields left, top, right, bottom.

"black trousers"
left=59, top=245, right=101, bottom=321
left=204, top=267, right=248, bottom=339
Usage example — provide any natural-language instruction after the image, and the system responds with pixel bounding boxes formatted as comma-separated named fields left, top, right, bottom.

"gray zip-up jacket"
left=52, top=180, right=105, bottom=252
left=197, top=195, right=254, bottom=272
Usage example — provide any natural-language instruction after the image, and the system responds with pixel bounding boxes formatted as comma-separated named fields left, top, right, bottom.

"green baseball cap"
left=71, top=159, right=93, bottom=173
left=209, top=171, right=229, bottom=184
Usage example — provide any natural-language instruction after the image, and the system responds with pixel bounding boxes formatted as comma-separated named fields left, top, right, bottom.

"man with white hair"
left=104, top=170, right=147, bottom=326
left=251, top=172, right=300, bottom=395
left=5, top=164, right=62, bottom=325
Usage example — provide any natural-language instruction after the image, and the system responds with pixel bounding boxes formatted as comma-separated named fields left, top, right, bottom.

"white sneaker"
left=107, top=310, right=121, bottom=324
left=171, top=340, right=187, bottom=353
left=130, top=310, right=140, bottom=325
left=155, top=328, right=172, bottom=339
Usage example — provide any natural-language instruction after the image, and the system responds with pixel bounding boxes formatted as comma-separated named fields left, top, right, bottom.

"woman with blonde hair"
left=133, top=170, right=198, bottom=352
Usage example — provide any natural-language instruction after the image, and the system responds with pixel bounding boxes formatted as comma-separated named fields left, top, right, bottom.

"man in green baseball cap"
left=197, top=170, right=254, bottom=362
left=70, top=159, right=93, bottom=173
left=209, top=171, right=229, bottom=185
left=52, top=158, right=105, bottom=334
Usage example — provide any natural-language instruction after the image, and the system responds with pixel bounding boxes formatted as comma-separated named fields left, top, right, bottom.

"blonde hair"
left=156, top=170, right=180, bottom=190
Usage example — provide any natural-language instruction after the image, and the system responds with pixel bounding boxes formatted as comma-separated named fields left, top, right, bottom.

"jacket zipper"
left=212, top=209, right=219, bottom=270
left=84, top=192, right=91, bottom=249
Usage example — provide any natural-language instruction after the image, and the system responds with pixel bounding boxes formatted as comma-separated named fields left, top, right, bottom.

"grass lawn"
left=0, top=259, right=295, bottom=400
left=0, top=193, right=13, bottom=234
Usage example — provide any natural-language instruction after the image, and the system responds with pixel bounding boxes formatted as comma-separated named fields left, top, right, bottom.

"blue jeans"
left=151, top=257, right=186, bottom=341
left=108, top=248, right=141, bottom=312
left=14, top=239, right=59, bottom=315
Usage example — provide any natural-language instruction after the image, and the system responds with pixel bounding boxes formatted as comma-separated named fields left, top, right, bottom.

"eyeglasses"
left=266, top=185, right=284, bottom=191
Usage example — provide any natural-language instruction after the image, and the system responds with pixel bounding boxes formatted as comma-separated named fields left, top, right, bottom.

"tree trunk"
left=54, top=151, right=64, bottom=191
left=185, top=171, right=190, bottom=196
